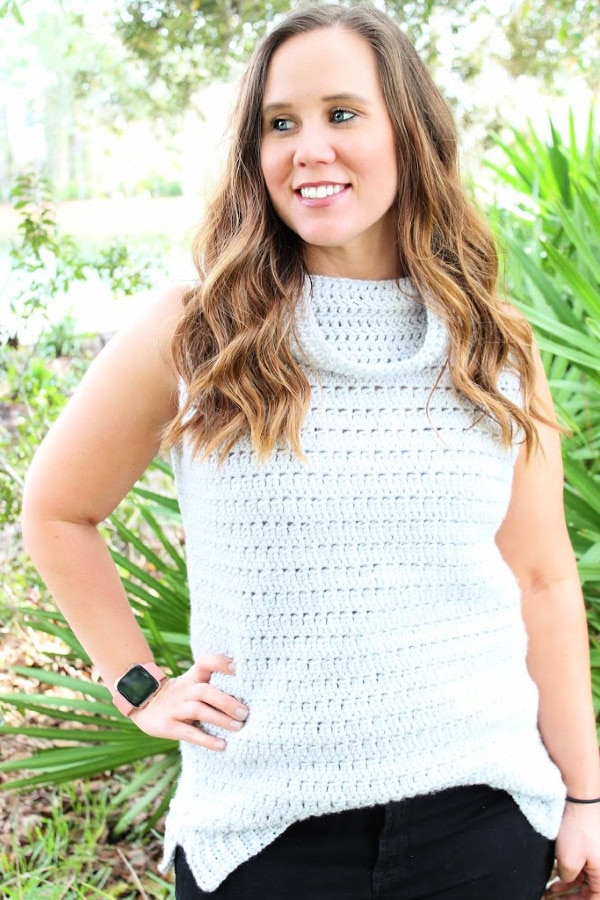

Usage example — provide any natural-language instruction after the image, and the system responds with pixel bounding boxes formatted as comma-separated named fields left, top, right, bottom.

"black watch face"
left=117, top=665, right=159, bottom=706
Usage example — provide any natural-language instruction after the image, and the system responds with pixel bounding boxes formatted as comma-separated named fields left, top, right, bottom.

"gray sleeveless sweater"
left=161, top=275, right=565, bottom=891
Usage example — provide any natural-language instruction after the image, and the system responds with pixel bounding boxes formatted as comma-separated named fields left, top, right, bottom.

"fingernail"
left=234, top=707, right=248, bottom=720
left=214, top=738, right=226, bottom=749
left=228, top=661, right=236, bottom=674
left=230, top=720, right=244, bottom=730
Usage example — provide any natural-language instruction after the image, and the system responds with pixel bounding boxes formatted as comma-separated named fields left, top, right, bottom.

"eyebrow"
left=262, top=92, right=373, bottom=116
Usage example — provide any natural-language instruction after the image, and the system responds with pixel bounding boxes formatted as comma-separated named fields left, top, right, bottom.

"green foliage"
left=7, top=173, right=89, bottom=341
left=135, top=175, right=183, bottom=198
left=0, top=0, right=26, bottom=23
left=114, top=0, right=600, bottom=112
left=114, top=0, right=465, bottom=109
left=488, top=108, right=600, bottom=712
left=0, top=462, right=190, bottom=835
left=0, top=782, right=174, bottom=898
left=93, top=238, right=160, bottom=297
left=6, top=170, right=166, bottom=346
left=36, top=313, right=81, bottom=359
left=503, top=0, right=599, bottom=87
left=0, top=347, right=89, bottom=524
left=116, top=0, right=293, bottom=108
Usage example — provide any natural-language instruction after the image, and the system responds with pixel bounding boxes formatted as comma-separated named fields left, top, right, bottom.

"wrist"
left=562, top=757, right=600, bottom=800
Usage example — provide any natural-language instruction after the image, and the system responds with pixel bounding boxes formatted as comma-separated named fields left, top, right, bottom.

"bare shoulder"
left=78, top=281, right=190, bottom=416
left=102, top=281, right=189, bottom=382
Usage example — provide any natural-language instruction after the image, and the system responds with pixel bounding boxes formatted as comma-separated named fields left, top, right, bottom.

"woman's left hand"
left=547, top=803, right=600, bottom=898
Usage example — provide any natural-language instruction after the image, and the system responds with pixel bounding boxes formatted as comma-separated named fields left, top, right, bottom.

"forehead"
left=263, top=27, right=383, bottom=104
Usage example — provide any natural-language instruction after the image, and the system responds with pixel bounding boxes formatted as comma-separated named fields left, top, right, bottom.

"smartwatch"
left=113, top=662, right=167, bottom=716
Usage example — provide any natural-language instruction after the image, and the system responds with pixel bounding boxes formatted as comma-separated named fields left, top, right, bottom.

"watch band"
left=112, top=661, right=167, bottom=717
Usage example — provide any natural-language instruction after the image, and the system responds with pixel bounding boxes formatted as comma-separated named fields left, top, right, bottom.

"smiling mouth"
left=297, top=184, right=348, bottom=199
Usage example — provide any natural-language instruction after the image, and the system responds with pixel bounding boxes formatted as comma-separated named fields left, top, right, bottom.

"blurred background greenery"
left=0, top=1, right=598, bottom=897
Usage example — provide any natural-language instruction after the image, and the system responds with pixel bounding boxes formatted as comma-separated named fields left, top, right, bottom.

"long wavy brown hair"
left=161, top=3, right=555, bottom=467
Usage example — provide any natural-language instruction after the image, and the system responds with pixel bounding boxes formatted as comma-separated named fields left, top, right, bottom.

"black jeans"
left=174, top=784, right=555, bottom=899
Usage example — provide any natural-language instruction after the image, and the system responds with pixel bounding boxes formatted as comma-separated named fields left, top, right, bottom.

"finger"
left=586, top=870, right=600, bottom=893
left=173, top=722, right=228, bottom=751
left=189, top=654, right=235, bottom=681
left=557, top=865, right=585, bottom=886
left=549, top=875, right=585, bottom=895
left=189, top=681, right=249, bottom=720
left=183, top=699, right=248, bottom=732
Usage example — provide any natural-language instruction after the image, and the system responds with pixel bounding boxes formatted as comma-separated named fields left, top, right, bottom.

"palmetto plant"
left=488, top=109, right=600, bottom=717
left=0, top=459, right=191, bottom=836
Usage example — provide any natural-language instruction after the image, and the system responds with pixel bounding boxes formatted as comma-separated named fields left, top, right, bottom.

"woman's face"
left=260, top=27, right=400, bottom=278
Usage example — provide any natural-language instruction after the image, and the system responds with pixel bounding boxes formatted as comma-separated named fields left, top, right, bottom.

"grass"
left=0, top=602, right=176, bottom=899
left=0, top=782, right=175, bottom=899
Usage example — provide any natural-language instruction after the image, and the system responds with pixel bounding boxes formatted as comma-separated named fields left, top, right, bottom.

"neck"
left=303, top=222, right=403, bottom=280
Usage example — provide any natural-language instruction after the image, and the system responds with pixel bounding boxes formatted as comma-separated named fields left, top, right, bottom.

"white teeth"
left=300, top=184, right=345, bottom=199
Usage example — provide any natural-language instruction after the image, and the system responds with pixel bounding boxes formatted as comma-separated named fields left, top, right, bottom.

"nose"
left=292, top=123, right=336, bottom=167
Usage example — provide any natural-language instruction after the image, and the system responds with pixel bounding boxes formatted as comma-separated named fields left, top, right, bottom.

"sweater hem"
left=159, top=778, right=566, bottom=892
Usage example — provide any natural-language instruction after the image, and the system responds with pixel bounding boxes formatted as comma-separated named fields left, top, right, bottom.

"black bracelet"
left=566, top=795, right=600, bottom=804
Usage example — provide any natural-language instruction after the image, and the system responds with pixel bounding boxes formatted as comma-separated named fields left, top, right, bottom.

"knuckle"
left=177, top=722, right=202, bottom=741
left=194, top=701, right=210, bottom=721
left=559, top=867, right=579, bottom=883
left=196, top=681, right=211, bottom=700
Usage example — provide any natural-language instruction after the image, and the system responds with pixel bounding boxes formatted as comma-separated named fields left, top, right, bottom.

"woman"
left=21, top=4, right=600, bottom=899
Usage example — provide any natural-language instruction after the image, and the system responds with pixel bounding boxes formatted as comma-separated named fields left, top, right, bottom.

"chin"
left=296, top=228, right=352, bottom=248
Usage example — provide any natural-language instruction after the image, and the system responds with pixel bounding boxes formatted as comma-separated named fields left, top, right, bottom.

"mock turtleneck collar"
left=292, top=274, right=448, bottom=381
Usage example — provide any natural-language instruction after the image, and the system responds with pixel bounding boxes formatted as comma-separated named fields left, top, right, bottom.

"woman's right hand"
left=129, top=654, right=249, bottom=751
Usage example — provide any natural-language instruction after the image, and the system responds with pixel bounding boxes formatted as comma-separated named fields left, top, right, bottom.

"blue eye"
left=271, top=117, right=293, bottom=132
left=331, top=108, right=355, bottom=124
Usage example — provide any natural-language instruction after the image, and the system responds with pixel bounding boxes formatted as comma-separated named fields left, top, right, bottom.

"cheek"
left=260, top=142, right=285, bottom=195
left=350, top=133, right=397, bottom=184
left=373, top=133, right=398, bottom=186
left=260, top=148, right=291, bottom=223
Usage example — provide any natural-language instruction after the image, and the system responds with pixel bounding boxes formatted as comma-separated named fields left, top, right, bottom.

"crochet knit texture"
left=161, top=275, right=566, bottom=891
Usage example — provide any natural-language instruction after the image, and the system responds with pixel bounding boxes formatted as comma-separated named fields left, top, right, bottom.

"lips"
left=295, top=181, right=348, bottom=187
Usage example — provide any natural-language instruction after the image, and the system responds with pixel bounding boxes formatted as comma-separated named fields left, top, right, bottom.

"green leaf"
left=111, top=755, right=174, bottom=806
left=506, top=240, right=581, bottom=329
left=0, top=692, right=119, bottom=717
left=579, top=543, right=600, bottom=585
left=563, top=458, right=600, bottom=520
left=554, top=202, right=600, bottom=285
left=532, top=335, right=600, bottom=374
left=112, top=764, right=175, bottom=835
left=520, top=306, right=600, bottom=358
left=10, top=666, right=111, bottom=700
left=0, top=726, right=143, bottom=743
left=547, top=141, right=572, bottom=207
left=131, top=484, right=180, bottom=514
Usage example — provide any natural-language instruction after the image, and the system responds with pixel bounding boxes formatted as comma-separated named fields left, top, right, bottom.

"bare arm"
left=495, top=345, right=600, bottom=895
left=22, top=287, right=183, bottom=684
left=21, top=286, right=248, bottom=748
